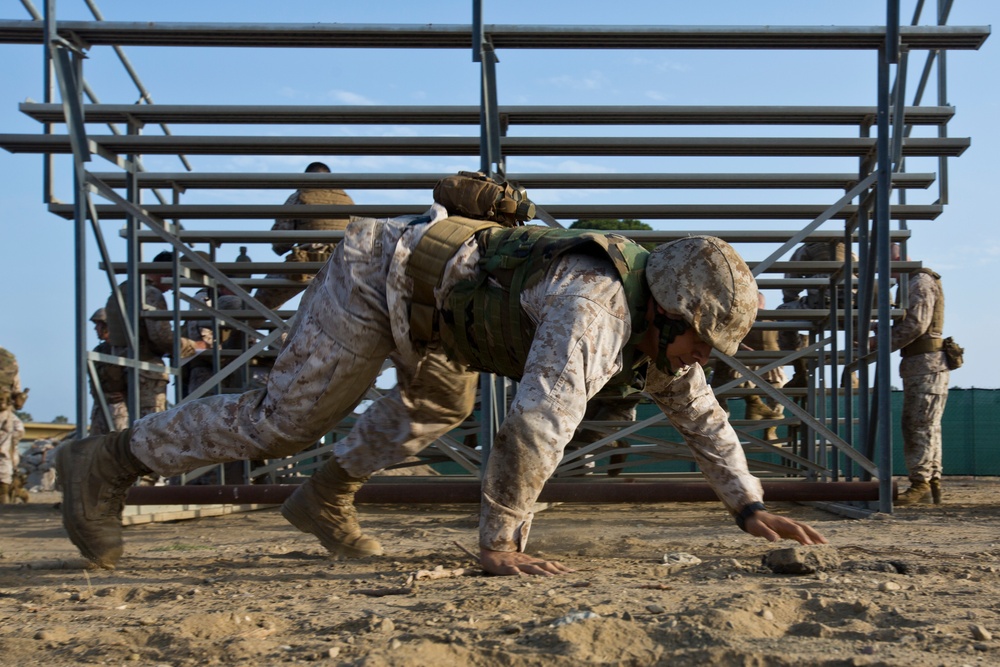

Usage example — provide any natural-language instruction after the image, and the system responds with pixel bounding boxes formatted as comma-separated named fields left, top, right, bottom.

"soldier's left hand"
left=480, top=548, right=575, bottom=577
left=745, top=511, right=828, bottom=545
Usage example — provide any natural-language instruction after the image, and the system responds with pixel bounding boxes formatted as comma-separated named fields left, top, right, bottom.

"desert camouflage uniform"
left=0, top=363, right=25, bottom=487
left=253, top=188, right=355, bottom=312
left=129, top=207, right=763, bottom=553
left=108, top=282, right=201, bottom=416
left=87, top=340, right=130, bottom=436
left=891, top=271, right=949, bottom=484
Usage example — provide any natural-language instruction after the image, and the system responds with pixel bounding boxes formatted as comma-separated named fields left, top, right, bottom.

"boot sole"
left=55, top=442, right=120, bottom=569
left=280, top=501, right=383, bottom=560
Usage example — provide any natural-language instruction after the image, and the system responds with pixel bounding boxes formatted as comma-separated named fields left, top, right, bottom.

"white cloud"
left=541, top=71, right=609, bottom=92
left=327, top=89, right=378, bottom=105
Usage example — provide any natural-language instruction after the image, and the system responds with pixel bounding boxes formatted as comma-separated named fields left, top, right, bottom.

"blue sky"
left=0, top=1, right=996, bottom=422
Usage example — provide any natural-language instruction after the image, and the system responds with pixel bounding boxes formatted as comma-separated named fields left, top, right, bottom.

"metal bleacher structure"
left=0, top=1, right=989, bottom=515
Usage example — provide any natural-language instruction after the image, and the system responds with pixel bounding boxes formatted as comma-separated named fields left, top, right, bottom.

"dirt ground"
left=0, top=478, right=997, bottom=667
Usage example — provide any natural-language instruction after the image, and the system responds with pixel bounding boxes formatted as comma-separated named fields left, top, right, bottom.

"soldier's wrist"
left=734, top=502, right=767, bottom=532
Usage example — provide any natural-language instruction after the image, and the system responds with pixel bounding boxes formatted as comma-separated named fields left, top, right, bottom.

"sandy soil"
left=0, top=479, right=997, bottom=666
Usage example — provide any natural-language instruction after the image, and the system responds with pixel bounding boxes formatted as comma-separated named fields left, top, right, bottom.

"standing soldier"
left=58, top=172, right=827, bottom=573
left=104, top=251, right=208, bottom=418
left=0, top=346, right=28, bottom=503
left=252, top=162, right=355, bottom=313
left=88, top=308, right=130, bottom=435
left=874, top=244, right=954, bottom=505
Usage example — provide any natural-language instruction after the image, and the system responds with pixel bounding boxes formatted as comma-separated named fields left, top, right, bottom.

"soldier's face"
left=664, top=328, right=713, bottom=370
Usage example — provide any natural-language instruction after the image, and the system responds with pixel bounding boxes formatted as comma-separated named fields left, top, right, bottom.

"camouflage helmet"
left=90, top=308, right=107, bottom=323
left=645, top=236, right=757, bottom=356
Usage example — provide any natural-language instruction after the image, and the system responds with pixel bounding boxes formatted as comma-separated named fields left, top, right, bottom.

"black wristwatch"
left=735, top=502, right=767, bottom=532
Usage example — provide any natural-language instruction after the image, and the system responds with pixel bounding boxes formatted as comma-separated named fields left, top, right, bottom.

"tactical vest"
left=92, top=340, right=127, bottom=396
left=407, top=219, right=651, bottom=395
left=295, top=188, right=354, bottom=232
left=104, top=284, right=168, bottom=359
left=0, top=347, right=17, bottom=410
left=901, top=268, right=945, bottom=357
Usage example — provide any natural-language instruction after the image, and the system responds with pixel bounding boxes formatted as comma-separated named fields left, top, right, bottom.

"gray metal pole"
left=876, top=38, right=896, bottom=514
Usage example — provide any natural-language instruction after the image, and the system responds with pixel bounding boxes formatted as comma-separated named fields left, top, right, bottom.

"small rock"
left=551, top=610, right=601, bottom=627
left=762, top=546, right=842, bottom=575
left=621, top=611, right=634, bottom=621
left=661, top=552, right=702, bottom=574
left=760, top=609, right=774, bottom=621
left=879, top=581, right=902, bottom=592
left=390, top=639, right=402, bottom=650
left=971, top=625, right=992, bottom=641
left=646, top=604, right=665, bottom=614
left=327, top=647, right=341, bottom=659
left=502, top=625, right=522, bottom=635
left=860, top=646, right=875, bottom=655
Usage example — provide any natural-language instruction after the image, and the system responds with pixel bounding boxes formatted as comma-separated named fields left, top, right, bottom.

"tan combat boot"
left=55, top=429, right=150, bottom=569
left=0, top=482, right=9, bottom=504
left=744, top=394, right=767, bottom=421
left=930, top=478, right=942, bottom=504
left=745, top=395, right=781, bottom=441
left=895, top=480, right=931, bottom=506
left=281, top=457, right=383, bottom=559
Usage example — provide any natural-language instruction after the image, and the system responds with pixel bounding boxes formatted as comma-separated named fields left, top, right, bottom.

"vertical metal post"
left=71, top=51, right=89, bottom=432
left=41, top=0, right=55, bottom=204
left=125, top=121, right=141, bottom=421
left=936, top=0, right=950, bottom=204
left=875, top=40, right=896, bottom=514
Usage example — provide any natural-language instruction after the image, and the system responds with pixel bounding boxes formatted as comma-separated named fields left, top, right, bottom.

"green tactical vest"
left=901, top=268, right=945, bottom=357
left=408, top=220, right=652, bottom=396
left=105, top=283, right=172, bottom=360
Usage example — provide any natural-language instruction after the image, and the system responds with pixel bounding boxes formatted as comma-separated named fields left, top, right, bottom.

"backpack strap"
left=406, top=216, right=501, bottom=343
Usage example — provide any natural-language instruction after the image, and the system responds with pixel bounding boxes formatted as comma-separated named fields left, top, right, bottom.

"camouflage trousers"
left=138, top=374, right=168, bottom=417
left=88, top=400, right=130, bottom=436
left=130, top=217, right=479, bottom=478
left=251, top=276, right=310, bottom=314
left=901, top=369, right=949, bottom=484
left=0, top=409, right=25, bottom=485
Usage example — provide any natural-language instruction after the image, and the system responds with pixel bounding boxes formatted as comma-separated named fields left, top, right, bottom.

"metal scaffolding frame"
left=0, top=0, right=989, bottom=511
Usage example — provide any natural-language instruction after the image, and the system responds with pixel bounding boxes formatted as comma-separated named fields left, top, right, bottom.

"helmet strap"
left=652, top=312, right=690, bottom=376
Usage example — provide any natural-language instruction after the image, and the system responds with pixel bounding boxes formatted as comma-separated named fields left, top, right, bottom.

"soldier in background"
left=252, top=162, right=355, bottom=313
left=777, top=240, right=859, bottom=388
left=0, top=346, right=28, bottom=503
left=104, top=251, right=208, bottom=418
left=873, top=244, right=953, bottom=505
left=88, top=308, right=130, bottom=435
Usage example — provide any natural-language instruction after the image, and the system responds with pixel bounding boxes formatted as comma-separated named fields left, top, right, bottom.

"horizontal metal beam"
left=87, top=171, right=937, bottom=191
left=124, top=479, right=888, bottom=505
left=123, top=228, right=913, bottom=245
left=50, top=203, right=943, bottom=221
left=103, top=259, right=923, bottom=276
left=0, top=133, right=971, bottom=157
left=19, top=103, right=956, bottom=126
left=0, top=21, right=988, bottom=50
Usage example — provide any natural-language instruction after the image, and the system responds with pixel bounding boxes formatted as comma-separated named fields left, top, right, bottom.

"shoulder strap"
left=406, top=216, right=501, bottom=343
